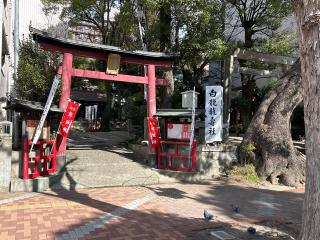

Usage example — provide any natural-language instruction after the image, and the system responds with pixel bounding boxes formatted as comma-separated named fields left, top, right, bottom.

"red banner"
left=59, top=101, right=80, bottom=137
left=147, top=117, right=160, bottom=148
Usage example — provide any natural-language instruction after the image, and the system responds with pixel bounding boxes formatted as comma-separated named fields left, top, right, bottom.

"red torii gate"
left=30, top=27, right=176, bottom=160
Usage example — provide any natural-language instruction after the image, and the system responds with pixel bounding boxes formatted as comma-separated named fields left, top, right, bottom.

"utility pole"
left=13, top=0, right=19, bottom=77
left=12, top=0, right=19, bottom=149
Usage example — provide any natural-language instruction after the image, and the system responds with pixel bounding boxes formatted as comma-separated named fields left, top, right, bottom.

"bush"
left=241, top=142, right=256, bottom=154
left=13, top=39, right=61, bottom=103
left=229, top=164, right=261, bottom=184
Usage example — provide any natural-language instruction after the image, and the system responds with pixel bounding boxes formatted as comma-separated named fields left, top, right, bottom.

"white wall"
left=0, top=0, right=13, bottom=120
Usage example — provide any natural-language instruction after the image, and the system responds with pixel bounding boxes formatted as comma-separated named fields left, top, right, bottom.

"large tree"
left=295, top=1, right=320, bottom=239
left=239, top=61, right=305, bottom=187
left=226, top=0, right=293, bottom=130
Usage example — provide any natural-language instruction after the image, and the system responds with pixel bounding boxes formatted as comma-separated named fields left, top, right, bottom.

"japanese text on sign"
left=147, top=117, right=160, bottom=148
left=167, top=124, right=191, bottom=140
left=205, top=86, right=223, bottom=143
left=59, top=101, right=80, bottom=138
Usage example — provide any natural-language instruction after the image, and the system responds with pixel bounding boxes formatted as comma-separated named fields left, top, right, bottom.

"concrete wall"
left=0, top=134, right=12, bottom=191
left=129, top=142, right=238, bottom=182
left=197, top=144, right=238, bottom=178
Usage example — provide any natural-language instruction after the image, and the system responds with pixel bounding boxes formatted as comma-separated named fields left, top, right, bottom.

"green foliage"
left=240, top=142, right=257, bottom=165
left=229, top=164, right=261, bottom=184
left=14, top=39, right=61, bottom=103
left=226, top=0, right=293, bottom=42
left=41, top=0, right=232, bottom=112
left=42, top=0, right=125, bottom=45
left=255, top=32, right=297, bottom=56
left=241, top=142, right=256, bottom=154
left=125, top=93, right=147, bottom=138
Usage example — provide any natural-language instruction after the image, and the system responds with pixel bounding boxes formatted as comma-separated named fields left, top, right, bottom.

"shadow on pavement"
left=42, top=169, right=302, bottom=239
left=42, top=130, right=302, bottom=239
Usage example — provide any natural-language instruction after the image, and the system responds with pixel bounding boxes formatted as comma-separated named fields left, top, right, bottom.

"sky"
left=18, top=0, right=60, bottom=39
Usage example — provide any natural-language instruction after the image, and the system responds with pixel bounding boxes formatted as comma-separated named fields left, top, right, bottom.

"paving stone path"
left=52, top=130, right=176, bottom=190
left=0, top=181, right=303, bottom=240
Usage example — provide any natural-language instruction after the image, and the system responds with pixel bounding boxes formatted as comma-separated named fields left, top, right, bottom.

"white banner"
left=205, top=86, right=223, bottom=143
left=93, top=105, right=98, bottom=120
left=29, top=75, right=60, bottom=154
left=189, top=88, right=196, bottom=149
left=85, top=106, right=91, bottom=120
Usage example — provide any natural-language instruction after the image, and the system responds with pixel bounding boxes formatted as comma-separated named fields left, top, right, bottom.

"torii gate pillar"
left=147, top=64, right=156, bottom=117
left=59, top=53, right=73, bottom=110
left=57, top=52, right=73, bottom=157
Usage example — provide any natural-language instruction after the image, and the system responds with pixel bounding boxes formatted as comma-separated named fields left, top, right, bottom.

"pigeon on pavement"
left=204, top=209, right=214, bottom=220
left=231, top=204, right=240, bottom=213
left=247, top=227, right=256, bottom=234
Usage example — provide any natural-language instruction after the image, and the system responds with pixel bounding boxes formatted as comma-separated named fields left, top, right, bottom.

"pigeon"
left=231, top=204, right=240, bottom=213
left=247, top=227, right=256, bottom=234
left=204, top=209, right=214, bottom=221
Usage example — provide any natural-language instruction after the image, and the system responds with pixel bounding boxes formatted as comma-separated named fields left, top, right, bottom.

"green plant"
left=229, top=164, right=261, bottom=184
left=14, top=39, right=61, bottom=103
left=241, top=142, right=256, bottom=154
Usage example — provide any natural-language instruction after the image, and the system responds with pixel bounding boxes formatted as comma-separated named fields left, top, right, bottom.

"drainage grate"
left=209, top=230, right=236, bottom=240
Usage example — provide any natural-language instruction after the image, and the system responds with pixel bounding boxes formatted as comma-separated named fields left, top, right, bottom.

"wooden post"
left=222, top=55, right=234, bottom=141
left=147, top=64, right=156, bottom=117
left=57, top=53, right=73, bottom=157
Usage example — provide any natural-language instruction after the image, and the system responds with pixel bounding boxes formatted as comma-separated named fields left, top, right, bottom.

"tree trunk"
left=160, top=70, right=174, bottom=108
left=97, top=52, right=112, bottom=132
left=159, top=2, right=171, bottom=52
left=100, top=81, right=112, bottom=132
left=239, top=61, right=305, bottom=187
left=159, top=3, right=174, bottom=108
left=239, top=73, right=256, bottom=131
left=295, top=1, right=320, bottom=239
left=239, top=29, right=256, bottom=132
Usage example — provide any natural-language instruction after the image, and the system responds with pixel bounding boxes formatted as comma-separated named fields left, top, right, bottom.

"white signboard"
left=30, top=75, right=60, bottom=154
left=85, top=105, right=98, bottom=121
left=189, top=88, right=196, bottom=149
left=167, top=124, right=191, bottom=140
left=205, top=86, right=223, bottom=143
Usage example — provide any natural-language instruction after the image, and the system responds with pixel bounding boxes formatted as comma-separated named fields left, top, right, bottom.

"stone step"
left=50, top=170, right=170, bottom=190
left=10, top=173, right=64, bottom=192
left=64, top=161, right=148, bottom=169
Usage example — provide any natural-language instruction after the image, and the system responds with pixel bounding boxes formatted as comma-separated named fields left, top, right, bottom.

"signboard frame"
left=205, top=86, right=223, bottom=143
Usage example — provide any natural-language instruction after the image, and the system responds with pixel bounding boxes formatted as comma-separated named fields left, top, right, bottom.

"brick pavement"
left=0, top=181, right=304, bottom=240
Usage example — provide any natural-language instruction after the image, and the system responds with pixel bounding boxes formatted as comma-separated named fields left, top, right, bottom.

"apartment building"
left=0, top=0, right=12, bottom=121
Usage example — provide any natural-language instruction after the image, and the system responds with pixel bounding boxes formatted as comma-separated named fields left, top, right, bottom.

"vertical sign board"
left=85, top=106, right=90, bottom=120
left=147, top=117, right=160, bottom=148
left=92, top=105, right=98, bottom=121
left=59, top=101, right=80, bottom=138
left=29, top=75, right=60, bottom=154
left=205, top=86, right=223, bottom=143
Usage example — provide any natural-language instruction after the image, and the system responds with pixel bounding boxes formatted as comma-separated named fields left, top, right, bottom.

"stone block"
left=0, top=134, right=12, bottom=191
